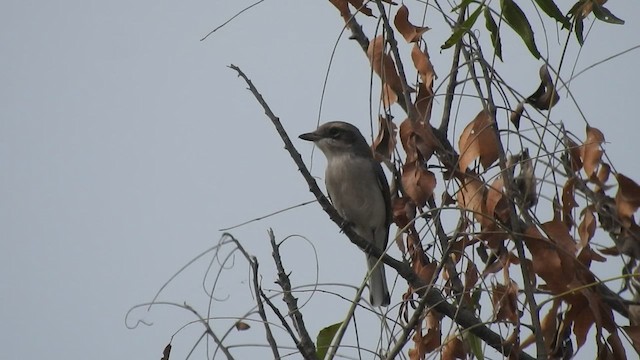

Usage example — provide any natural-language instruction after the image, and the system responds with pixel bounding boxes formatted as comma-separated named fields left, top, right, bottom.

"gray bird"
left=299, top=121, right=391, bottom=306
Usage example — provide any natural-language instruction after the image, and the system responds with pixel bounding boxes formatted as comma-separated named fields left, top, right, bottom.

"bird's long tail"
left=367, top=255, right=390, bottom=307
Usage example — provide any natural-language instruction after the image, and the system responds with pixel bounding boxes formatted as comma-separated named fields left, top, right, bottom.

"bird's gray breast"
left=324, top=154, right=386, bottom=231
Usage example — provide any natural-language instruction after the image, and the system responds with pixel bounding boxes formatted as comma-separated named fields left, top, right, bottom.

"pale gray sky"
left=2, top=1, right=640, bottom=359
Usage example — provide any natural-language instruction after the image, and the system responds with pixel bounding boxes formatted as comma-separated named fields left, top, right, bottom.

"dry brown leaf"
left=523, top=225, right=571, bottom=293
left=381, top=83, right=399, bottom=107
left=458, top=110, right=499, bottom=171
left=492, top=280, right=519, bottom=323
left=606, top=332, right=627, bottom=360
left=526, top=65, right=560, bottom=110
left=521, top=299, right=560, bottom=350
left=394, top=4, right=430, bottom=43
left=510, top=102, right=525, bottom=130
left=578, top=206, right=596, bottom=247
left=622, top=326, right=640, bottom=352
left=402, top=160, right=436, bottom=207
left=562, top=178, right=578, bottom=230
left=441, top=335, right=466, bottom=360
left=411, top=45, right=435, bottom=88
left=328, top=0, right=351, bottom=21
left=392, top=196, right=416, bottom=232
left=565, top=136, right=583, bottom=172
left=615, top=173, right=640, bottom=223
left=415, top=82, right=433, bottom=123
left=457, top=176, right=488, bottom=227
left=399, top=118, right=439, bottom=163
left=542, top=221, right=577, bottom=275
left=409, top=316, right=441, bottom=360
left=462, top=261, right=479, bottom=306
left=328, top=0, right=373, bottom=18
left=367, top=35, right=405, bottom=100
left=594, top=163, right=611, bottom=192
left=580, top=125, right=605, bottom=178
left=576, top=246, right=606, bottom=267
left=566, top=298, right=595, bottom=349
left=578, top=0, right=608, bottom=17
left=486, top=175, right=509, bottom=223
left=161, top=343, right=172, bottom=360
left=372, top=115, right=397, bottom=161
left=424, top=310, right=442, bottom=353
left=235, top=320, right=251, bottom=331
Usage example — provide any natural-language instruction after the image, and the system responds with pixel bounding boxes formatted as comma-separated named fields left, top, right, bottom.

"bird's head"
left=299, top=121, right=372, bottom=159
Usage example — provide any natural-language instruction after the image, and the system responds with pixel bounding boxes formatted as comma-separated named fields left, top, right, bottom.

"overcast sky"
left=2, top=1, right=640, bottom=359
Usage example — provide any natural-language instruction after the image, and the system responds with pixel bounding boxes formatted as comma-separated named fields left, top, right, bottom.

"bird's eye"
left=328, top=128, right=341, bottom=138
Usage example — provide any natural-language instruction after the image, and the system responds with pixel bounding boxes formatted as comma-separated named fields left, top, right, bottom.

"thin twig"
left=183, top=303, right=235, bottom=360
left=269, top=229, right=319, bottom=360
left=438, top=5, right=467, bottom=134
left=200, top=0, right=265, bottom=41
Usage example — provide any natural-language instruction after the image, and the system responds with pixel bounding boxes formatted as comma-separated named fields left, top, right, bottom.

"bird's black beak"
left=299, top=132, right=322, bottom=141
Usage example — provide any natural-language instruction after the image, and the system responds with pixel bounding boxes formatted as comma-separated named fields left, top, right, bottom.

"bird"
left=299, top=121, right=391, bottom=306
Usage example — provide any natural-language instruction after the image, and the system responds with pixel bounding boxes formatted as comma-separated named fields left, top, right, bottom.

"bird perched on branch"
left=299, top=121, right=391, bottom=306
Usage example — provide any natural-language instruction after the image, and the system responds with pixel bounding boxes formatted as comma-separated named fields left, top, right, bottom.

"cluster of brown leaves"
left=330, top=1, right=640, bottom=359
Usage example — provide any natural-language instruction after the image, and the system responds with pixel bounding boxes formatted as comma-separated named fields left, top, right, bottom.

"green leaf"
left=592, top=4, right=625, bottom=25
left=533, top=0, right=570, bottom=28
left=451, top=0, right=475, bottom=12
left=484, top=7, right=503, bottom=61
left=500, top=0, right=541, bottom=59
left=468, top=333, right=485, bottom=360
left=441, top=5, right=484, bottom=49
left=316, top=322, right=342, bottom=359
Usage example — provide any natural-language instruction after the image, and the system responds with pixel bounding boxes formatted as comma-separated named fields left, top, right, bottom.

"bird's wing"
left=373, top=161, right=392, bottom=246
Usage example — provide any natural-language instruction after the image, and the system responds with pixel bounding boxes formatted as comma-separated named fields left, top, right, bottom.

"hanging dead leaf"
left=492, top=280, right=519, bottom=323
left=235, top=320, right=251, bottom=331
left=457, top=176, right=489, bottom=227
left=409, top=315, right=441, bottom=360
left=372, top=115, right=397, bottom=161
left=565, top=297, right=595, bottom=350
left=424, top=310, right=442, bottom=352
left=441, top=335, right=467, bottom=360
left=526, top=65, right=560, bottom=110
left=575, top=0, right=609, bottom=18
left=402, top=160, right=436, bottom=207
left=328, top=0, right=373, bottom=18
left=510, top=102, right=525, bottom=130
left=411, top=45, right=436, bottom=88
left=522, top=299, right=561, bottom=349
left=458, top=110, right=499, bottom=171
left=161, top=343, right=172, bottom=360
left=564, top=136, right=583, bottom=172
left=606, top=332, right=627, bottom=360
left=615, top=173, right=640, bottom=223
left=399, top=118, right=439, bottom=163
left=486, top=174, right=509, bottom=223
left=414, top=258, right=437, bottom=284
left=392, top=196, right=416, bottom=232
left=462, top=261, right=479, bottom=306
left=367, top=35, right=406, bottom=101
left=394, top=4, right=431, bottom=43
left=415, top=82, right=433, bottom=123
left=523, top=225, right=571, bottom=293
left=580, top=125, right=604, bottom=178
left=622, top=325, right=640, bottom=352
left=562, top=178, right=578, bottom=230
left=578, top=206, right=596, bottom=247
left=593, top=163, right=611, bottom=192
